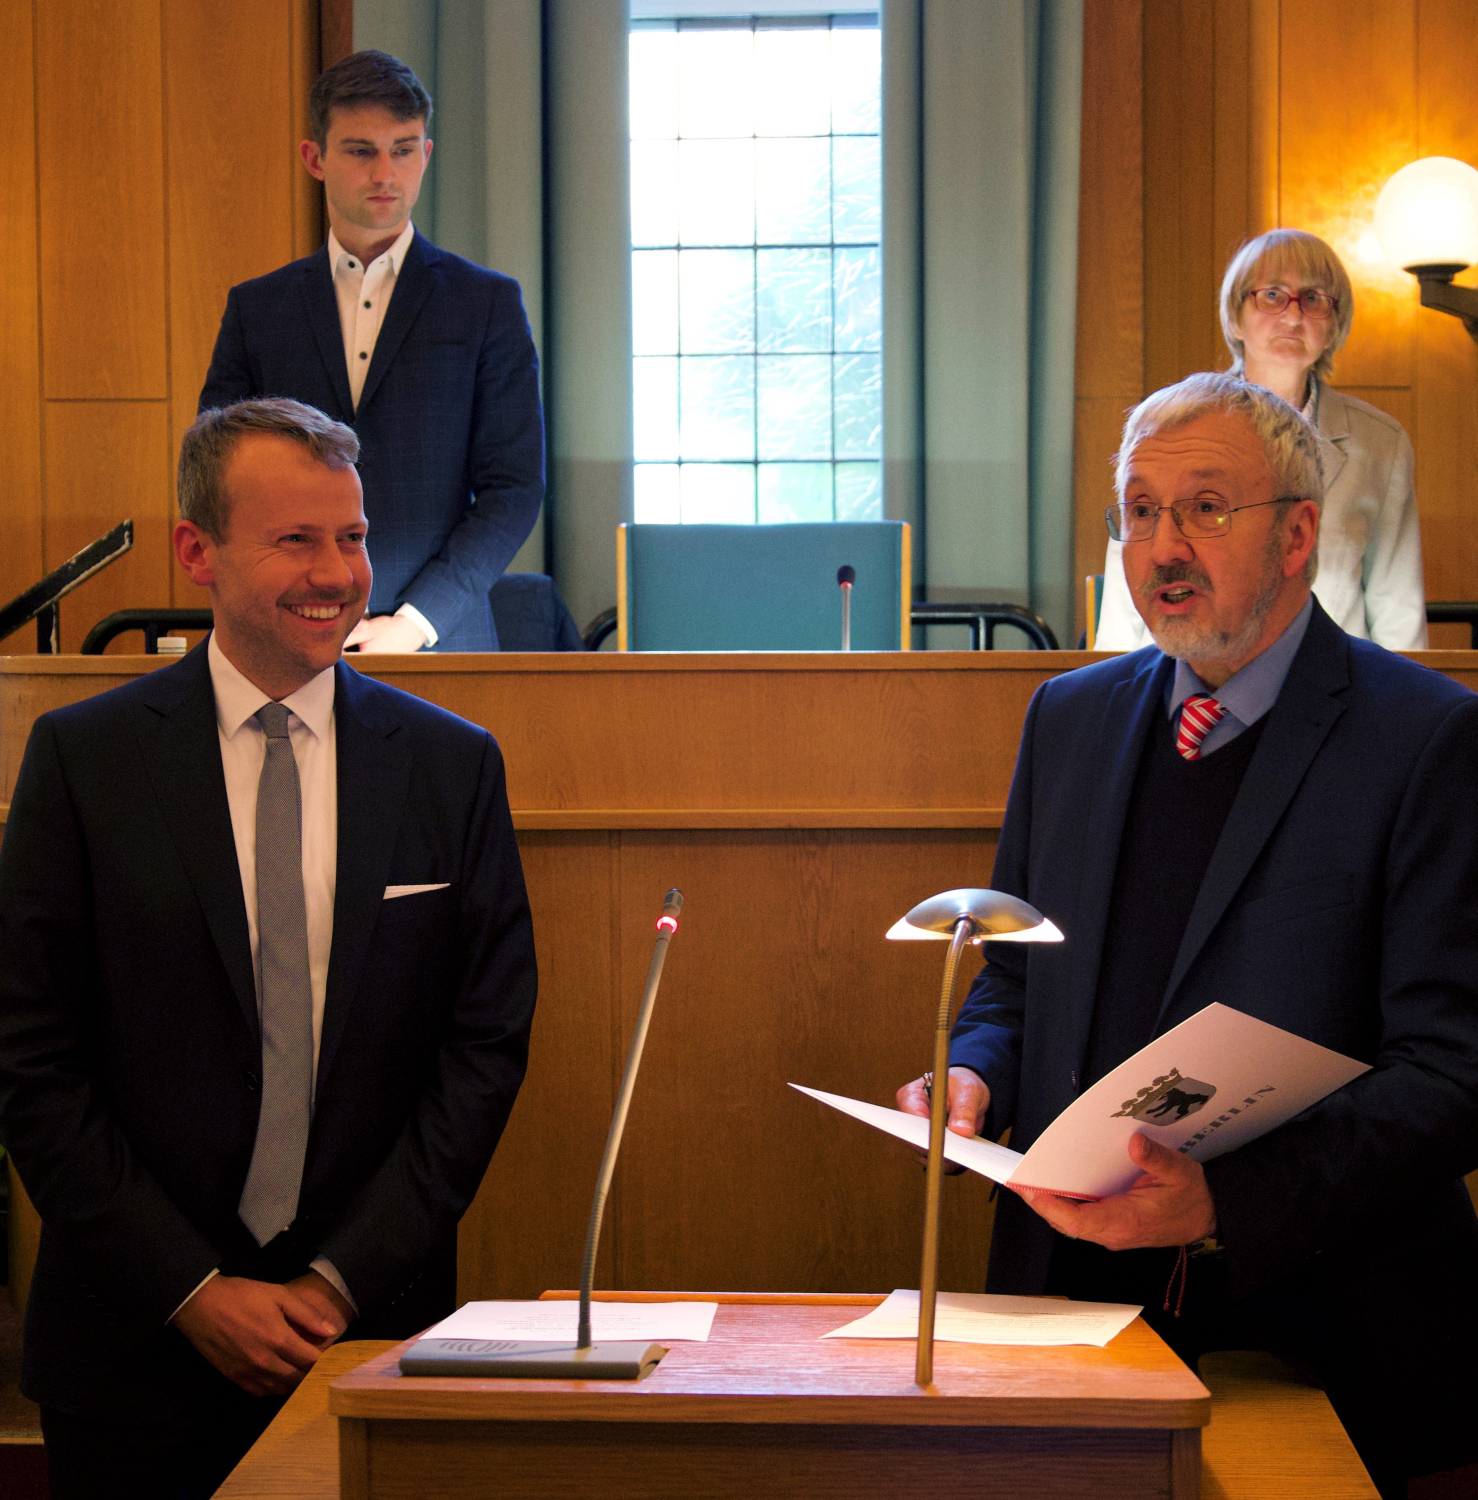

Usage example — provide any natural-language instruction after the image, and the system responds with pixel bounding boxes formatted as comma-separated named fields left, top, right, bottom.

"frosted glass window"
left=680, top=357, right=755, bottom=460
left=834, top=354, right=882, bottom=459
left=833, top=247, right=880, bottom=352
left=679, top=250, right=754, bottom=354
left=635, top=463, right=681, bottom=523
left=679, top=140, right=755, bottom=246
left=632, top=17, right=880, bottom=524
left=632, top=250, right=678, bottom=356
left=758, top=355, right=831, bottom=460
left=757, top=248, right=831, bottom=353
left=760, top=463, right=834, bottom=522
left=633, top=357, right=679, bottom=462
left=835, top=461, right=883, bottom=521
left=756, top=138, right=831, bottom=245
left=629, top=29, right=679, bottom=139
left=682, top=463, right=756, bottom=523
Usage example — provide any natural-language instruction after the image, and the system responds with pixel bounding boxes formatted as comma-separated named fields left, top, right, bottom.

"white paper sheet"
left=823, top=1289, right=1141, bottom=1347
left=422, top=1300, right=718, bottom=1343
left=794, top=1002, right=1370, bottom=1201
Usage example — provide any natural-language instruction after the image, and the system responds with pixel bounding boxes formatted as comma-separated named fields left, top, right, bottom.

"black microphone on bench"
left=400, top=889, right=684, bottom=1380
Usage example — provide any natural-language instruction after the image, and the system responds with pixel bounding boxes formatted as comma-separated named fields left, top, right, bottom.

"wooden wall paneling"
left=35, top=0, right=167, bottom=400
left=1247, top=0, right=1281, bottom=235
left=42, top=403, right=173, bottom=652
left=1073, top=0, right=1143, bottom=638
left=164, top=0, right=297, bottom=472
left=1142, top=0, right=1221, bottom=393
left=456, top=832, right=619, bottom=1301
left=612, top=829, right=1003, bottom=1297
left=1211, top=0, right=1253, bottom=284
left=1276, top=0, right=1417, bottom=389
left=0, top=0, right=44, bottom=646
left=1412, top=0, right=1478, bottom=619
left=293, top=0, right=326, bottom=260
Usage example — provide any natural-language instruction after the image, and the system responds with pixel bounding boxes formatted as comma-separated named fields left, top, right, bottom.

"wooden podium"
left=327, top=1294, right=1209, bottom=1500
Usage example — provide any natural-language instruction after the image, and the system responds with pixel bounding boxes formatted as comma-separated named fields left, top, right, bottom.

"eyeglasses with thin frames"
left=1243, top=286, right=1338, bottom=320
left=1106, top=496, right=1301, bottom=543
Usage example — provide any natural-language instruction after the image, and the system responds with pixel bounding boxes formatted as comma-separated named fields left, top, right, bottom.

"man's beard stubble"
left=1140, top=528, right=1285, bottom=668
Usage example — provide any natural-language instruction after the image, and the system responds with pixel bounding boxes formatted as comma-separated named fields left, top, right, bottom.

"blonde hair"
left=1219, top=229, right=1354, bottom=381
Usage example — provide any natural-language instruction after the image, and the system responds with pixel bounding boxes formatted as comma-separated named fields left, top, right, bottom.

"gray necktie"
left=238, top=702, right=314, bottom=1246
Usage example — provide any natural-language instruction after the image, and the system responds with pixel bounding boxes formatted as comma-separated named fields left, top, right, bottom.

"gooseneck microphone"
left=577, top=888, right=683, bottom=1350
left=399, top=889, right=684, bottom=1380
left=837, top=565, right=855, bottom=651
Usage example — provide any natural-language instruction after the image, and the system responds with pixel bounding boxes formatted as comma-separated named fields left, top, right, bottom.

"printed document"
left=794, top=1002, right=1369, bottom=1199
left=422, top=1300, right=718, bottom=1343
left=823, top=1289, right=1141, bottom=1347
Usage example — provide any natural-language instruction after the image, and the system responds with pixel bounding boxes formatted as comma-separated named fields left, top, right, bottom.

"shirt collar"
left=1167, top=594, right=1314, bottom=729
left=327, top=221, right=415, bottom=278
left=208, top=632, right=337, bottom=742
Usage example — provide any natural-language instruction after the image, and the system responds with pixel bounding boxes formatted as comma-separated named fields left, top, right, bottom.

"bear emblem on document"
left=1111, top=1068, right=1216, bottom=1125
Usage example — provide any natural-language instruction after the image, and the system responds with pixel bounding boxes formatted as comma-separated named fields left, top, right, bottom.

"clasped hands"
left=896, top=1067, right=1217, bottom=1250
left=171, top=1269, right=354, bottom=1397
left=344, top=613, right=427, bottom=654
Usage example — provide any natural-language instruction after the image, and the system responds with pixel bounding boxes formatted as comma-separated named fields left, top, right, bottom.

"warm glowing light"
left=884, top=915, right=1064, bottom=944
left=1374, top=157, right=1478, bottom=270
left=657, top=916, right=678, bottom=933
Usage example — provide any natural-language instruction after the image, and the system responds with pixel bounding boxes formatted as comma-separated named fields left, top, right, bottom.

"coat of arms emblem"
left=1111, top=1068, right=1216, bottom=1125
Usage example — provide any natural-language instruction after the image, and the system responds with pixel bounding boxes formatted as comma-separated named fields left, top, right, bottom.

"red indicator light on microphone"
left=657, top=915, right=678, bottom=934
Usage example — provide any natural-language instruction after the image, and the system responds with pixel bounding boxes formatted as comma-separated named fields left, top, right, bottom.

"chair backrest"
left=618, top=522, right=911, bottom=651
left=1085, top=574, right=1105, bottom=649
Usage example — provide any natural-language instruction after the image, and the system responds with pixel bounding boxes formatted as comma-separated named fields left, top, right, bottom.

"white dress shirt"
left=327, top=223, right=438, bottom=648
left=175, top=638, right=354, bottom=1314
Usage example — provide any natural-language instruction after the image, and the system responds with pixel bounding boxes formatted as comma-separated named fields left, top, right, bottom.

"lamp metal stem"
left=916, top=914, right=974, bottom=1386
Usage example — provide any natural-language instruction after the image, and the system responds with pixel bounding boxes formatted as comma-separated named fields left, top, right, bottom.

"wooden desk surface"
left=219, top=1320, right=1375, bottom=1499
left=328, top=1302, right=1208, bottom=1431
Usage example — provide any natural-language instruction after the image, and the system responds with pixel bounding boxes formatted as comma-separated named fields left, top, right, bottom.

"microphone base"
left=398, top=1339, right=668, bottom=1380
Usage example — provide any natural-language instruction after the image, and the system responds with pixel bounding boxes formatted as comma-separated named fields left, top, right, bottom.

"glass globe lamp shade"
left=1374, top=156, right=1478, bottom=272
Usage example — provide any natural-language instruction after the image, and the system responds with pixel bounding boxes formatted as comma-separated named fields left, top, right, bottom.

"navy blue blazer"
left=952, top=601, right=1478, bottom=1305
left=0, top=645, right=537, bottom=1419
left=199, top=232, right=544, bottom=651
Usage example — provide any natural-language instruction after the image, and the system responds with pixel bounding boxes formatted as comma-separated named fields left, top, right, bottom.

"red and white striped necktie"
left=1175, top=694, right=1226, bottom=761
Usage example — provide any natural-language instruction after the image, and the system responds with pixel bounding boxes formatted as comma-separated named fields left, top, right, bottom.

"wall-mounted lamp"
left=1374, top=156, right=1478, bottom=341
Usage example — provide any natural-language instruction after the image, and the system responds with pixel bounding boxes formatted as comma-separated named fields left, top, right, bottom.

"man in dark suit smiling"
left=0, top=399, right=537, bottom=1497
left=199, top=50, right=543, bottom=653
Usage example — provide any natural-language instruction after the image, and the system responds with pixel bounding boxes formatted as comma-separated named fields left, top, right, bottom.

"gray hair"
left=179, top=399, right=360, bottom=540
left=1220, top=228, right=1354, bottom=381
left=1114, top=373, right=1323, bottom=582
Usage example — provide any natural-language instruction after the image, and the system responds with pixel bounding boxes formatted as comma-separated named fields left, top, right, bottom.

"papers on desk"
left=422, top=1299, right=718, bottom=1343
left=824, top=1290, right=1141, bottom=1347
left=795, top=1002, right=1368, bottom=1200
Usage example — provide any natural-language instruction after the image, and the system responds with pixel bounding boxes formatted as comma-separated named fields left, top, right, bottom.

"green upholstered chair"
left=616, top=522, right=912, bottom=652
left=1084, top=573, right=1105, bottom=649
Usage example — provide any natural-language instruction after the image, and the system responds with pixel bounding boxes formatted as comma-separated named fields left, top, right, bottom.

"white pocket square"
left=383, top=883, right=451, bottom=900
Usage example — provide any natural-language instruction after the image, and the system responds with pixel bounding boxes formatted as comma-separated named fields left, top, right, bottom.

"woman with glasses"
left=1094, top=228, right=1428, bottom=650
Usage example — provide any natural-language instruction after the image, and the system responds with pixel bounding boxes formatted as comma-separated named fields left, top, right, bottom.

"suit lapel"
left=136, top=645, right=259, bottom=1043
left=1158, top=607, right=1350, bottom=1020
left=355, top=232, right=438, bottom=416
left=299, top=247, right=355, bottom=421
left=1061, top=653, right=1174, bottom=1070
left=1315, top=382, right=1349, bottom=493
left=316, top=664, right=413, bottom=1089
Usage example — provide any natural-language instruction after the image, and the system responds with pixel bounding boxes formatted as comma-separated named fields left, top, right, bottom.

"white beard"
left=1142, top=533, right=1284, bottom=669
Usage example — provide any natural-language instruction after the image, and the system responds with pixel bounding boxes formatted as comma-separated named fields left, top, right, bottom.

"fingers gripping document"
left=795, top=1003, right=1369, bottom=1200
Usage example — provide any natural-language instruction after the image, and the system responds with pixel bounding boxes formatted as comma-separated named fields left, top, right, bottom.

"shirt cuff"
left=395, top=603, right=438, bottom=648
left=169, top=1266, right=220, bottom=1322
left=311, top=1256, right=359, bottom=1315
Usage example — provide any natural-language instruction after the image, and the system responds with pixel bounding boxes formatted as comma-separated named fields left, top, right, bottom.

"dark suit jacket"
left=199, top=232, right=544, bottom=651
left=0, top=644, right=537, bottom=1419
left=952, top=602, right=1478, bottom=1309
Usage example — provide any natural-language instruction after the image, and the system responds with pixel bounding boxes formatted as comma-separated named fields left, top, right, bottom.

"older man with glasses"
left=899, top=371, right=1478, bottom=1499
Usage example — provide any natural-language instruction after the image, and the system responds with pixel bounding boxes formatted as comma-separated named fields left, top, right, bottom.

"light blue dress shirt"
left=1165, top=595, right=1314, bottom=757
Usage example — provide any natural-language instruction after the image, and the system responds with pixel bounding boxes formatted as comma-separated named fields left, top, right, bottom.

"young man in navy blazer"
left=0, top=400, right=537, bottom=1497
left=899, top=374, right=1478, bottom=1497
left=199, top=50, right=543, bottom=654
